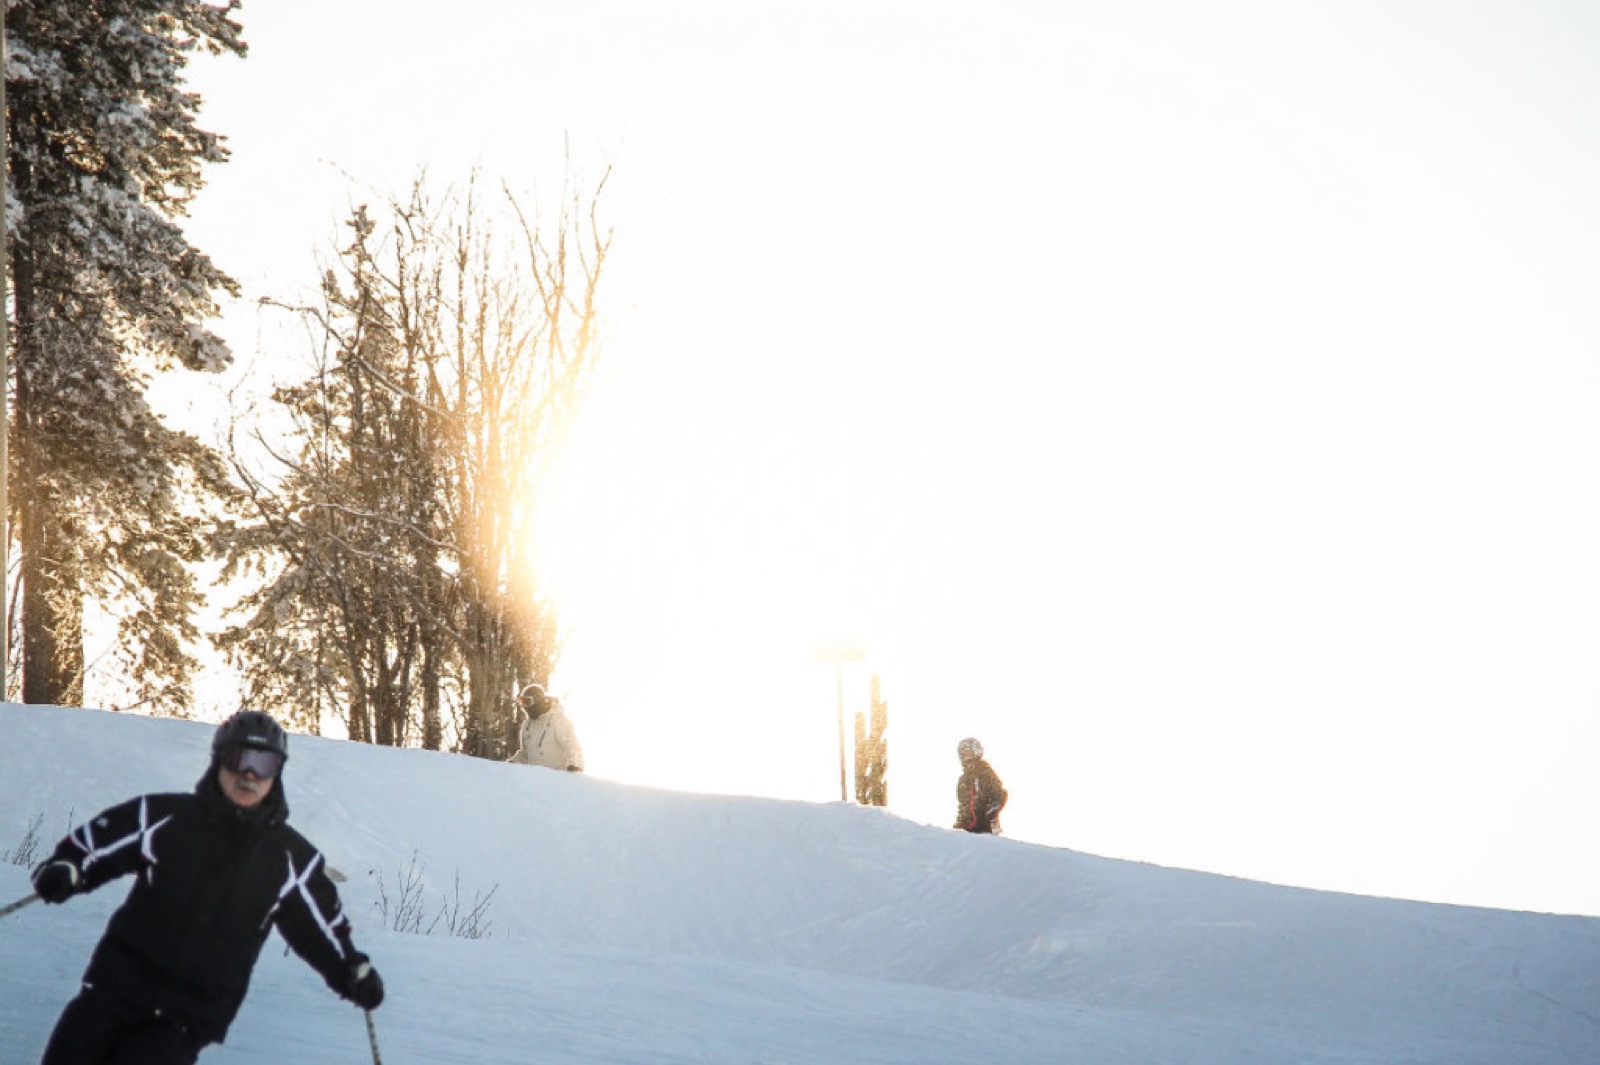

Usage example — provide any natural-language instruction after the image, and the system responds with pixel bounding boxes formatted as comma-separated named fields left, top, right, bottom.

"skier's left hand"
left=343, top=955, right=385, bottom=1010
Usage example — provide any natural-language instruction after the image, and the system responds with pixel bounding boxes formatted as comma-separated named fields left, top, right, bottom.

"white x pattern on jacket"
left=512, top=702, right=584, bottom=771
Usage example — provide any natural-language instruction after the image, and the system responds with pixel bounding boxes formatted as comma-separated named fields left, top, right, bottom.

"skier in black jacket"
left=30, top=710, right=385, bottom=1064
left=953, top=737, right=1007, bottom=834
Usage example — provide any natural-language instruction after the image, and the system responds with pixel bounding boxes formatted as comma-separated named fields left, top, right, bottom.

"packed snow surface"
left=1, top=704, right=1597, bottom=1063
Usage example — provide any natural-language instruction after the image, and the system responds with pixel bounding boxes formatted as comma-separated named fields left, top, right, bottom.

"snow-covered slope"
left=2, top=703, right=1596, bottom=1064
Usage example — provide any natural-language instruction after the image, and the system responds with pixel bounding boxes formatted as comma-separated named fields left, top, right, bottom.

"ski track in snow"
left=1, top=704, right=1597, bottom=1064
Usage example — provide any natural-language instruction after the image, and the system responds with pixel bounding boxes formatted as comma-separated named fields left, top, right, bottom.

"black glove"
left=342, top=955, right=385, bottom=1010
left=566, top=765, right=582, bottom=773
left=32, top=860, right=80, bottom=904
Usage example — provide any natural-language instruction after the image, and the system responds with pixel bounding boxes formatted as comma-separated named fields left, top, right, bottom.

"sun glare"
left=530, top=349, right=889, bottom=802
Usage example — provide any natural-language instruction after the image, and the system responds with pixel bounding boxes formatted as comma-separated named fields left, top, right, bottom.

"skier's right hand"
left=342, top=954, right=386, bottom=1010
left=32, top=860, right=80, bottom=904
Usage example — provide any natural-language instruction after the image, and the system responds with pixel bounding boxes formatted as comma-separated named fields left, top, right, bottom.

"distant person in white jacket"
left=510, top=683, right=584, bottom=772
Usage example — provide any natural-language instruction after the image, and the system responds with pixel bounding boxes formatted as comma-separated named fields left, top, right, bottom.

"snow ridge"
left=1, top=703, right=1596, bottom=1064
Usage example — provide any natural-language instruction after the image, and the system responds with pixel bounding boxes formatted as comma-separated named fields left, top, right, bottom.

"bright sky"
left=164, top=1, right=1600, bottom=916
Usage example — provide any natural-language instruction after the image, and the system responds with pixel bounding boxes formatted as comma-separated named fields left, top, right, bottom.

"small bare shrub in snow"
left=372, top=851, right=497, bottom=940
left=3, top=813, right=48, bottom=868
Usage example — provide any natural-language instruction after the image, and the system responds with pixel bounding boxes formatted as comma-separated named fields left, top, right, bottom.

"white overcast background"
left=133, top=2, right=1600, bottom=917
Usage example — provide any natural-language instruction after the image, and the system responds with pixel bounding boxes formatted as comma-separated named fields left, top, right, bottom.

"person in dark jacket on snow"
left=953, top=737, right=1007, bottom=834
left=30, top=710, right=385, bottom=1065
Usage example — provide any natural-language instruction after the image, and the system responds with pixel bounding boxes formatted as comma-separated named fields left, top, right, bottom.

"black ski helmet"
left=212, top=710, right=290, bottom=763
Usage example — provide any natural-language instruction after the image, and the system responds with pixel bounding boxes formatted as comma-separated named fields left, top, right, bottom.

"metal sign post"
left=812, top=639, right=866, bottom=802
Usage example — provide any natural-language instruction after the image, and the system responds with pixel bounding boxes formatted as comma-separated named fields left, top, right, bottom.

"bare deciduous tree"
left=217, top=170, right=610, bottom=752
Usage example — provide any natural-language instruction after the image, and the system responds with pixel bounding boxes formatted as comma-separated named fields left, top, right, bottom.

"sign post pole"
left=812, top=639, right=866, bottom=802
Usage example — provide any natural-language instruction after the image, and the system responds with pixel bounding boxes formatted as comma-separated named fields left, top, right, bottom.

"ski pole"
left=0, top=893, right=39, bottom=919
left=364, top=1010, right=383, bottom=1065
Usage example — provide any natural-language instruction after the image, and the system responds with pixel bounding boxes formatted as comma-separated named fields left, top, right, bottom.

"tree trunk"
left=420, top=627, right=442, bottom=751
left=18, top=494, right=84, bottom=707
left=11, top=155, right=83, bottom=709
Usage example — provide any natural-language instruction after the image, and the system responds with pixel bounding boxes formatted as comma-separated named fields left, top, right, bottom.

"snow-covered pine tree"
left=854, top=675, right=888, bottom=807
left=215, top=203, right=439, bottom=747
left=5, top=1, right=245, bottom=710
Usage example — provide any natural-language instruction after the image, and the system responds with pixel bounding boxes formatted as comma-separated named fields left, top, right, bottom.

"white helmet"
left=957, top=737, right=983, bottom=760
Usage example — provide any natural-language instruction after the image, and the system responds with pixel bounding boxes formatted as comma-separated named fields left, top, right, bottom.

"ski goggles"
left=220, top=744, right=284, bottom=779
